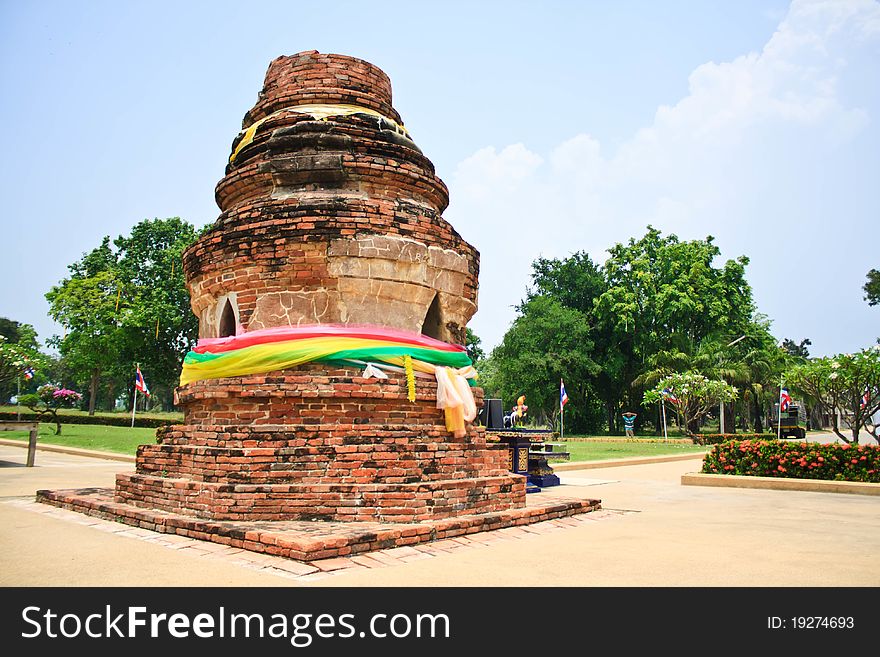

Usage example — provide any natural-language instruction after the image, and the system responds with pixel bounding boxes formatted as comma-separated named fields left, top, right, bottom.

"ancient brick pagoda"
left=38, top=51, right=597, bottom=560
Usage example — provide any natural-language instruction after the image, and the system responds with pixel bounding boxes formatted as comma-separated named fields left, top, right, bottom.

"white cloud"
left=453, top=144, right=543, bottom=201
left=449, top=0, right=880, bottom=357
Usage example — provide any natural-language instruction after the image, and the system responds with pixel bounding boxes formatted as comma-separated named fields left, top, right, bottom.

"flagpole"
left=662, top=400, right=668, bottom=442
left=777, top=377, right=784, bottom=440
left=131, top=374, right=138, bottom=429
left=559, top=379, right=564, bottom=440
left=16, top=377, right=21, bottom=421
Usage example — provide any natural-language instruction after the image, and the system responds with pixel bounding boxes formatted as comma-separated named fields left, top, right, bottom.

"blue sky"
left=1, top=0, right=877, bottom=358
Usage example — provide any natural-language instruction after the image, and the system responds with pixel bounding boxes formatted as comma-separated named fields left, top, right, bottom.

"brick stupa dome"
left=183, top=50, right=478, bottom=345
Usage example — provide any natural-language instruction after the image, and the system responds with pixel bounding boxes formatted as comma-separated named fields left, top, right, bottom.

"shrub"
left=18, top=384, right=83, bottom=435
left=702, top=440, right=880, bottom=483
left=691, top=433, right=772, bottom=446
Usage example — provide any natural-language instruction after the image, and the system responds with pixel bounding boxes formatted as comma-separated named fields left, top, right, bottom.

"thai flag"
left=663, top=388, right=679, bottom=404
left=560, top=379, right=569, bottom=410
left=24, top=367, right=35, bottom=380
left=135, top=366, right=151, bottom=397
left=779, top=387, right=792, bottom=411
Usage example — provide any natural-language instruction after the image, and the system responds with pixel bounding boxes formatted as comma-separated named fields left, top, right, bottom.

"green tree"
left=46, top=218, right=199, bottom=412
left=530, top=252, right=619, bottom=432
left=596, top=226, right=754, bottom=356
left=465, top=328, right=485, bottom=364
left=632, top=322, right=785, bottom=434
left=595, top=226, right=755, bottom=430
left=46, top=262, right=123, bottom=415
left=864, top=269, right=880, bottom=306
left=632, top=334, right=745, bottom=429
left=0, top=321, right=48, bottom=403
left=0, top=337, right=32, bottom=402
left=0, top=318, right=23, bottom=343
left=692, top=335, right=750, bottom=433
left=782, top=338, right=811, bottom=359
left=530, top=252, right=607, bottom=316
left=695, top=322, right=790, bottom=434
left=644, top=372, right=737, bottom=436
left=111, top=217, right=199, bottom=409
left=787, top=347, right=880, bottom=444
left=490, top=295, right=599, bottom=432
left=489, top=228, right=762, bottom=434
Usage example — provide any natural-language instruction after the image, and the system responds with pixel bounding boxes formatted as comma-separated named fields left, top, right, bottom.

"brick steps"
left=36, top=487, right=600, bottom=562
left=113, top=471, right=526, bottom=522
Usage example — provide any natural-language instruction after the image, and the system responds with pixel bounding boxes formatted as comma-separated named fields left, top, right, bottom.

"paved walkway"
left=1, top=444, right=878, bottom=586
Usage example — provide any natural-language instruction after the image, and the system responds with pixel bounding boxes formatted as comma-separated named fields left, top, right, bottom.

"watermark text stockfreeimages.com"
left=21, top=605, right=450, bottom=647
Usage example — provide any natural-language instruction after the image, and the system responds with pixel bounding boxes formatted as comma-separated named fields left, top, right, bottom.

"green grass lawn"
left=561, top=440, right=707, bottom=462
left=0, top=404, right=183, bottom=422
left=1, top=423, right=157, bottom=455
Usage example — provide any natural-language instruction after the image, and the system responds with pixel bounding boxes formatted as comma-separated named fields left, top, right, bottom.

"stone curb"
left=0, top=438, right=136, bottom=463
left=681, top=472, right=880, bottom=496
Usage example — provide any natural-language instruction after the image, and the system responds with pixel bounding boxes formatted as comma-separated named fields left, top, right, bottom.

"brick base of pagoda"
left=35, top=365, right=600, bottom=559
left=36, top=488, right=599, bottom=561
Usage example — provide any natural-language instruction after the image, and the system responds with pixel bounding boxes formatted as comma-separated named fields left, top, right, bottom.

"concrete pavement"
left=1, top=443, right=878, bottom=587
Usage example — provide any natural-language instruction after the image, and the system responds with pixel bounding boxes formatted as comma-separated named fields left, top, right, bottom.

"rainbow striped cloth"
left=179, top=324, right=472, bottom=386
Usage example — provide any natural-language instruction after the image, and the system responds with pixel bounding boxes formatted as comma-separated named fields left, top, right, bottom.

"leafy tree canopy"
left=489, top=295, right=598, bottom=431
left=0, top=337, right=32, bottom=389
left=0, top=320, right=48, bottom=402
left=46, top=217, right=199, bottom=412
left=643, top=372, right=737, bottom=435
left=0, top=317, right=22, bottom=343
left=595, top=226, right=754, bottom=357
left=486, top=226, right=763, bottom=434
left=864, top=268, right=880, bottom=307
left=787, top=347, right=880, bottom=444
left=782, top=338, right=811, bottom=359
left=465, top=328, right=484, bottom=364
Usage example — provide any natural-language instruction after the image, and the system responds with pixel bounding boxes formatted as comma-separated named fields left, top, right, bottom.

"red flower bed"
left=702, top=440, right=880, bottom=483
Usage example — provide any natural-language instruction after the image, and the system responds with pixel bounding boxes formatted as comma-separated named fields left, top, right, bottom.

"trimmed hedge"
left=0, top=410, right=174, bottom=429
left=691, top=433, right=773, bottom=445
left=702, top=439, right=880, bottom=483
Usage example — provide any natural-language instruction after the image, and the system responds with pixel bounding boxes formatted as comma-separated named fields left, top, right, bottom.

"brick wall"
left=114, top=474, right=525, bottom=523
left=117, top=365, right=526, bottom=522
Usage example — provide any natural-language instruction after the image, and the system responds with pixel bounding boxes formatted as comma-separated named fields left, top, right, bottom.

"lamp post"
left=720, top=335, right=746, bottom=435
